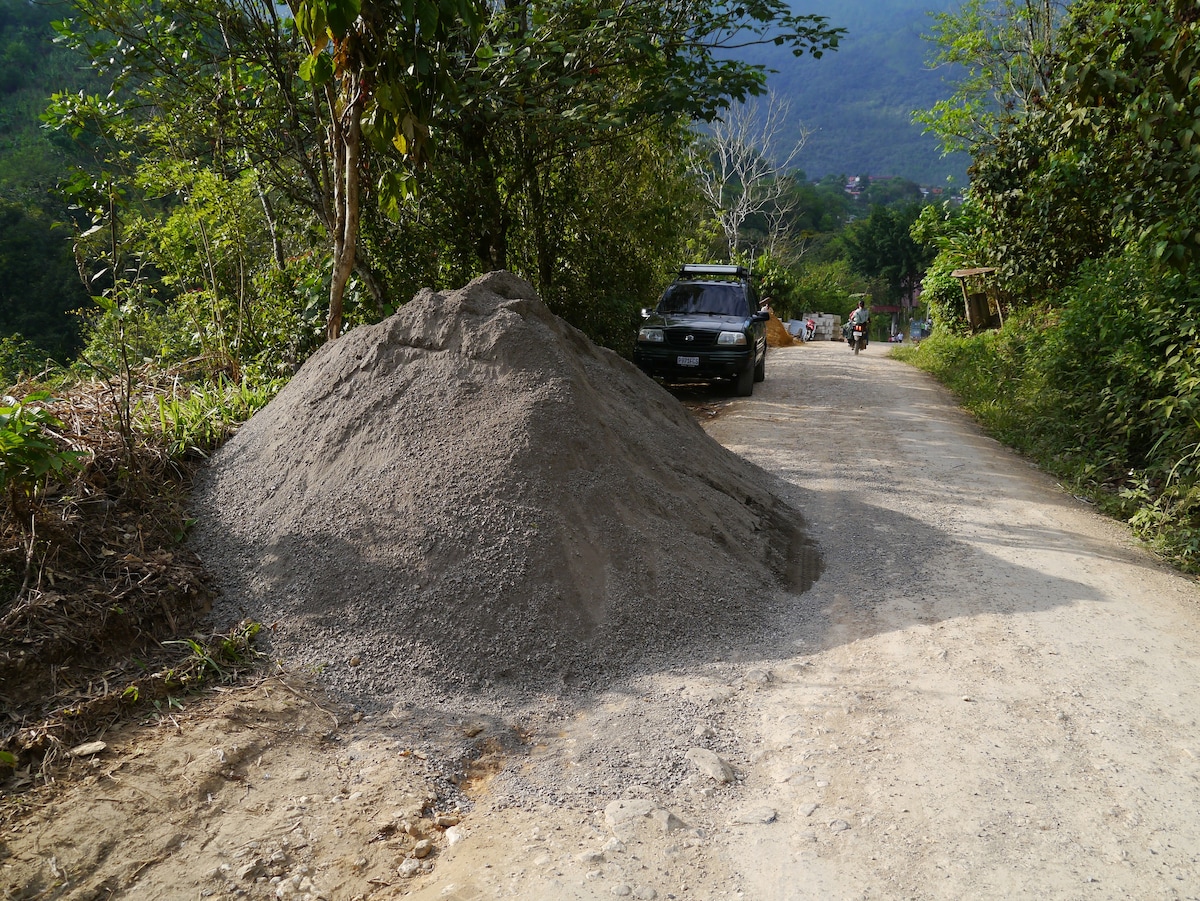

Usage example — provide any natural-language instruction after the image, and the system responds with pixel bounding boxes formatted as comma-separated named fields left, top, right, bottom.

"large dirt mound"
left=191, top=272, right=819, bottom=708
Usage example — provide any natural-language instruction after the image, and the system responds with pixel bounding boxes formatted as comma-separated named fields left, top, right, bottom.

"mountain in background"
left=741, top=0, right=970, bottom=186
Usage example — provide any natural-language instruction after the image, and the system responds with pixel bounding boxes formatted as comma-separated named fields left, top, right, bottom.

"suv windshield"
left=657, top=283, right=749, bottom=317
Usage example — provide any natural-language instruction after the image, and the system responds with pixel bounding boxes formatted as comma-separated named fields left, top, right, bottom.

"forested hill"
left=743, top=0, right=970, bottom=186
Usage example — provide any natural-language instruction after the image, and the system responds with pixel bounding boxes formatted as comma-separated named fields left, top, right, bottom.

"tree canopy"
left=42, top=0, right=843, bottom=345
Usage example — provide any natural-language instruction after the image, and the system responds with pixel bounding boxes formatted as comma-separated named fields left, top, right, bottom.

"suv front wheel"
left=734, top=353, right=755, bottom=397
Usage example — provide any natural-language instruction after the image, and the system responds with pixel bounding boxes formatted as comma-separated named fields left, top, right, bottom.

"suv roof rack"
left=678, top=263, right=752, bottom=279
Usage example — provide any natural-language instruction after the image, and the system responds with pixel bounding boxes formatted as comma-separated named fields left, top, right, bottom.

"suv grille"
left=664, top=328, right=719, bottom=349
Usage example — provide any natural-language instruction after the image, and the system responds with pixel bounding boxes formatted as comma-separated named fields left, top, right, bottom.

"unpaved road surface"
left=5, top=340, right=1200, bottom=900
left=406, top=341, right=1200, bottom=901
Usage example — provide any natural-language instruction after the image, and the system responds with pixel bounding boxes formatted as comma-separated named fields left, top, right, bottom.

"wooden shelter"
left=951, top=267, right=1000, bottom=330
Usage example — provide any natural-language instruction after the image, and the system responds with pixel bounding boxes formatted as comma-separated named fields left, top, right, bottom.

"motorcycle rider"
left=847, top=299, right=869, bottom=348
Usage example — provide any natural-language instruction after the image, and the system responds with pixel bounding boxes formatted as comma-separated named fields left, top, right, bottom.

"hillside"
left=745, top=0, right=970, bottom=186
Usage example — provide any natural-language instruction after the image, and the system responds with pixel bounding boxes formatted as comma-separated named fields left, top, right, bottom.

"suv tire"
left=734, top=355, right=755, bottom=397
left=754, top=347, right=766, bottom=382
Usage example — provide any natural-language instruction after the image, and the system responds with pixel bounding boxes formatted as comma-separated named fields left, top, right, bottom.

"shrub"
left=902, top=249, right=1200, bottom=572
left=0, top=392, right=85, bottom=524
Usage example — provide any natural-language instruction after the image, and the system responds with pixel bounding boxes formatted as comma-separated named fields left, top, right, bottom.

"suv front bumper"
left=633, top=346, right=751, bottom=380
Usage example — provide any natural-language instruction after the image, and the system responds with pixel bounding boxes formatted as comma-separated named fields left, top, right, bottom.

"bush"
left=901, top=249, right=1200, bottom=572
left=0, top=392, right=85, bottom=524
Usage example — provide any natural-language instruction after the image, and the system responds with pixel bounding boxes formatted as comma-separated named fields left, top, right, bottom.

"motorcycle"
left=849, top=321, right=869, bottom=354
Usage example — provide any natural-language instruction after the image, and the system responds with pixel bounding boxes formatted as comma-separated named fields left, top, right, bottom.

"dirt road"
left=6, top=340, right=1200, bottom=900
left=405, top=340, right=1200, bottom=900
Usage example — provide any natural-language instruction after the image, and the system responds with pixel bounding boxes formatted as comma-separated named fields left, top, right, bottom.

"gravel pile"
left=190, top=271, right=819, bottom=710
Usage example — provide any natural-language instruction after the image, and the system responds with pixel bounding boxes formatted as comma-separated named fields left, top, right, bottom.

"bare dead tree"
left=687, top=92, right=811, bottom=259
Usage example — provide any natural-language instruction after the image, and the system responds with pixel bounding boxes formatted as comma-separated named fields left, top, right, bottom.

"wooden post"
left=951, top=268, right=998, bottom=331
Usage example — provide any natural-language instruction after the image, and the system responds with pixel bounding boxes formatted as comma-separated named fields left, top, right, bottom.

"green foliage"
left=787, top=259, right=868, bottom=318
left=525, top=130, right=700, bottom=354
left=910, top=201, right=988, bottom=333
left=1059, top=0, right=1200, bottom=276
left=841, top=203, right=934, bottom=304
left=0, top=0, right=100, bottom=195
left=163, top=621, right=263, bottom=683
left=754, top=253, right=802, bottom=321
left=1039, top=254, right=1165, bottom=474
left=902, top=248, right=1200, bottom=572
left=42, top=0, right=846, bottom=356
left=467, top=2, right=843, bottom=131
left=774, top=174, right=854, bottom=247
left=0, top=335, right=56, bottom=388
left=366, top=109, right=702, bottom=354
left=0, top=198, right=89, bottom=359
left=0, top=392, right=85, bottom=522
left=970, top=109, right=1120, bottom=297
left=914, top=0, right=1065, bottom=157
left=922, top=2, right=1200, bottom=303
left=897, top=308, right=1063, bottom=457
left=908, top=2, right=1200, bottom=571
left=141, top=377, right=281, bottom=460
left=856, top=177, right=924, bottom=208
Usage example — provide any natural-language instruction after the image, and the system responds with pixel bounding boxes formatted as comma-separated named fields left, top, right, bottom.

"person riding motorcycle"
left=845, top=300, right=870, bottom=349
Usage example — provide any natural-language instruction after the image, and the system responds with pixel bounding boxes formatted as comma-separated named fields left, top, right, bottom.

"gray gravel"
left=189, top=271, right=821, bottom=713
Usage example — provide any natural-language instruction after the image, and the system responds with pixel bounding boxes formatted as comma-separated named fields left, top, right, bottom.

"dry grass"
left=0, top=378, right=258, bottom=787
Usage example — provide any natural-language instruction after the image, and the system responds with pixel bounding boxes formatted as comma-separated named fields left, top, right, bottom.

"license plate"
left=677, top=356, right=700, bottom=367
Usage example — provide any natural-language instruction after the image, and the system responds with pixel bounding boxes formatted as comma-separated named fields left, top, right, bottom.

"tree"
left=290, top=0, right=482, bottom=338
left=51, top=0, right=472, bottom=342
left=439, top=3, right=841, bottom=277
left=967, top=104, right=1120, bottom=297
left=913, top=0, right=1117, bottom=299
left=915, top=0, right=1070, bottom=155
left=0, top=199, right=89, bottom=361
left=51, top=0, right=842, bottom=348
left=688, top=93, right=811, bottom=259
left=842, top=204, right=934, bottom=307
left=349, top=0, right=842, bottom=333
left=1058, top=0, right=1200, bottom=275
left=932, top=1, right=1200, bottom=299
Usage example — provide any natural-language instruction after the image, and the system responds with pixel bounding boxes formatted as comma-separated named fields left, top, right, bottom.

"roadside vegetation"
left=901, top=0, right=1200, bottom=572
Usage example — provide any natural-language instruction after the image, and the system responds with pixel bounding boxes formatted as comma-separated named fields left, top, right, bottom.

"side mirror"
left=751, top=310, right=769, bottom=323
left=640, top=308, right=653, bottom=318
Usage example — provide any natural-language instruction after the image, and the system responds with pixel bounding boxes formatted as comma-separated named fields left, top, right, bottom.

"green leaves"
left=1058, top=1, right=1200, bottom=276
left=0, top=393, right=86, bottom=522
left=843, top=204, right=934, bottom=305
left=293, top=0, right=361, bottom=47
left=466, top=1, right=842, bottom=131
left=325, top=0, right=362, bottom=36
left=298, top=50, right=333, bottom=84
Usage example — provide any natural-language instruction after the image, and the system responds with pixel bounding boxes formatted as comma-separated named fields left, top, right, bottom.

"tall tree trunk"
left=326, top=87, right=362, bottom=341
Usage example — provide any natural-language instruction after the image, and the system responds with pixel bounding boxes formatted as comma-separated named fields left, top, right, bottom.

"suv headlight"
left=717, top=331, right=747, bottom=346
left=638, top=327, right=664, bottom=343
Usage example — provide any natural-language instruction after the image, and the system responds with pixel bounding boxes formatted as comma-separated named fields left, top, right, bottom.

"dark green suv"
left=633, top=264, right=769, bottom=396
